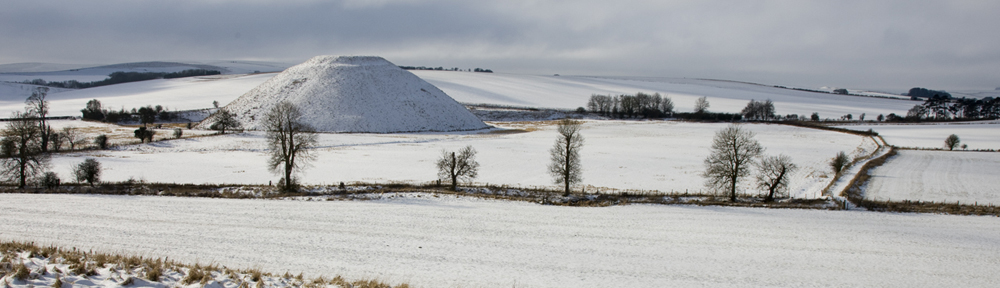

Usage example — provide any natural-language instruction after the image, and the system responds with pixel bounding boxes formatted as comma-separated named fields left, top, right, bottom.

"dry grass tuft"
left=52, top=275, right=64, bottom=288
left=119, top=276, right=134, bottom=286
left=145, top=263, right=162, bottom=281
left=351, top=279, right=394, bottom=288
left=13, top=262, right=30, bottom=281
left=183, top=266, right=205, bottom=285
left=2, top=241, right=415, bottom=288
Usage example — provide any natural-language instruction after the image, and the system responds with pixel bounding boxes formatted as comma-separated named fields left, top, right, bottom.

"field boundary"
left=842, top=147, right=1000, bottom=216
left=0, top=181, right=840, bottom=210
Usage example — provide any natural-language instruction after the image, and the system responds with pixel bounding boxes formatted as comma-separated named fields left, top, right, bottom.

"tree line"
left=81, top=99, right=178, bottom=124
left=586, top=92, right=674, bottom=118
left=399, top=66, right=493, bottom=73
left=902, top=95, right=1000, bottom=121
left=20, top=69, right=222, bottom=89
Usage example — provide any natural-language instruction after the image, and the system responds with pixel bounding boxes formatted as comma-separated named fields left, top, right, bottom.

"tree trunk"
left=450, top=152, right=457, bottom=191
left=563, top=137, right=571, bottom=196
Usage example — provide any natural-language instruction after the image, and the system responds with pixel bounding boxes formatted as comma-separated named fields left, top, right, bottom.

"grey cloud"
left=1, top=0, right=997, bottom=91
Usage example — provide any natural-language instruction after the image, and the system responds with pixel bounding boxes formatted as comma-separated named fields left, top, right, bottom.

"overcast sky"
left=2, top=0, right=998, bottom=91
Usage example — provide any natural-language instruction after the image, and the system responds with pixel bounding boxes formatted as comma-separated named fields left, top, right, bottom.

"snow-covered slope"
left=0, top=74, right=275, bottom=117
left=836, top=122, right=1000, bottom=150
left=4, top=194, right=1000, bottom=288
left=0, top=62, right=97, bottom=73
left=217, top=56, right=488, bottom=133
left=0, top=82, right=72, bottom=107
left=413, top=71, right=920, bottom=118
left=0, top=61, right=290, bottom=83
left=865, top=150, right=1000, bottom=205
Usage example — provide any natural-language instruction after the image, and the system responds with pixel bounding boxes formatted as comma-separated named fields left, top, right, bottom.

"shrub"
left=830, top=151, right=849, bottom=174
left=74, top=158, right=101, bottom=186
left=94, top=135, right=109, bottom=149
left=173, top=128, right=183, bottom=139
left=41, top=172, right=61, bottom=189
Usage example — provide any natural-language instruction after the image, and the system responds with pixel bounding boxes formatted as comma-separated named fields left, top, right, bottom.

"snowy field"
left=48, top=121, right=875, bottom=198
left=837, top=121, right=1000, bottom=150
left=2, top=194, right=999, bottom=288
left=44, top=119, right=218, bottom=147
left=0, top=73, right=276, bottom=118
left=413, top=71, right=918, bottom=118
left=865, top=150, right=1000, bottom=205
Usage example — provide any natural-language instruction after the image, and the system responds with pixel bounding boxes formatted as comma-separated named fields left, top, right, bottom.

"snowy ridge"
left=217, top=55, right=488, bottom=133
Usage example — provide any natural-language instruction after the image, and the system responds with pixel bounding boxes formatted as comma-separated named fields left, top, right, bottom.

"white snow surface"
left=2, top=194, right=999, bottom=288
left=217, top=56, right=487, bottom=133
left=865, top=150, right=1000, bottom=205
left=0, top=83, right=72, bottom=113
left=0, top=74, right=275, bottom=117
left=413, top=71, right=919, bottom=117
left=836, top=121, right=1000, bottom=150
left=49, top=121, right=871, bottom=198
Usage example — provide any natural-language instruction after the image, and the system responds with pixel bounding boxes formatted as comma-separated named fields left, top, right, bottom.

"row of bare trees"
left=587, top=93, right=674, bottom=118
left=703, top=124, right=798, bottom=202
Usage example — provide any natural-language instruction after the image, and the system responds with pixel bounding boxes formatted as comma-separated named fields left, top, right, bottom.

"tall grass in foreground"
left=0, top=241, right=409, bottom=288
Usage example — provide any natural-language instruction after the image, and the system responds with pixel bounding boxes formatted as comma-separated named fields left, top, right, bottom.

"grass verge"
left=0, top=241, right=409, bottom=288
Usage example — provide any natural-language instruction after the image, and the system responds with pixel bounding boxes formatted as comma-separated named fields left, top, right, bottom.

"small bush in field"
left=41, top=172, right=61, bottom=189
left=94, top=135, right=109, bottom=149
left=74, top=158, right=101, bottom=186
left=830, top=151, right=849, bottom=174
left=173, top=128, right=183, bottom=139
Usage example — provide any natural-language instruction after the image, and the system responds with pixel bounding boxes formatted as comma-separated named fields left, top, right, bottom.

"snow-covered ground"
left=48, top=121, right=872, bottom=199
left=44, top=119, right=218, bottom=147
left=413, top=71, right=919, bottom=118
left=0, top=73, right=275, bottom=117
left=865, top=150, right=1000, bottom=205
left=2, top=194, right=999, bottom=288
left=0, top=82, right=73, bottom=112
left=837, top=121, right=1000, bottom=150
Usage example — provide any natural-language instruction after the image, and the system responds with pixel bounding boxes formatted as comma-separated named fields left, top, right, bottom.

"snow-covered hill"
left=413, top=71, right=921, bottom=118
left=215, top=56, right=488, bottom=133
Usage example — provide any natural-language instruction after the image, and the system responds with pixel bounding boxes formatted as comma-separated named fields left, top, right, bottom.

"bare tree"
left=26, top=87, right=52, bottom=152
left=755, top=154, right=797, bottom=202
left=265, top=102, right=318, bottom=192
left=944, top=134, right=960, bottom=151
left=549, top=119, right=584, bottom=196
left=703, top=124, right=763, bottom=201
left=210, top=108, right=242, bottom=134
left=660, top=95, right=674, bottom=115
left=830, top=151, right=849, bottom=174
left=1, top=112, right=50, bottom=188
left=74, top=158, right=101, bottom=186
left=694, top=96, right=710, bottom=114
left=436, top=145, right=480, bottom=191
